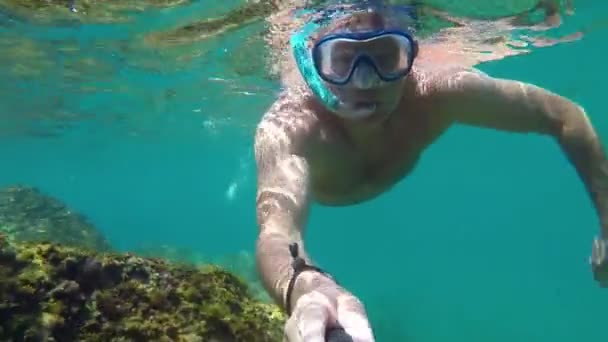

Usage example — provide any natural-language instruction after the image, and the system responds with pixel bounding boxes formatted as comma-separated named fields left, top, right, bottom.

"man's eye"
left=333, top=50, right=356, bottom=60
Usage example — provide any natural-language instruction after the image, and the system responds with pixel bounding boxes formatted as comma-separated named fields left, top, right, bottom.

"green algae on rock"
left=130, top=243, right=273, bottom=304
left=0, top=185, right=112, bottom=252
left=0, top=236, right=285, bottom=341
left=0, top=0, right=192, bottom=23
left=144, top=1, right=278, bottom=46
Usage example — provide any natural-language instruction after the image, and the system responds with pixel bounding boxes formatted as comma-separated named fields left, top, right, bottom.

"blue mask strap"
left=290, top=18, right=340, bottom=112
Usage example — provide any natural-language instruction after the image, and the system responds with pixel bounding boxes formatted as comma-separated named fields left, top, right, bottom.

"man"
left=253, top=1, right=605, bottom=342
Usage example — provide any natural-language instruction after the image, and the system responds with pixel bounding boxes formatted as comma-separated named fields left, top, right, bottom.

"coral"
left=0, top=185, right=112, bottom=252
left=0, top=235, right=285, bottom=341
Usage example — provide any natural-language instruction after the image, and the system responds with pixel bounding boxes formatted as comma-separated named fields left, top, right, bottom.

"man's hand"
left=591, top=237, right=608, bottom=288
left=284, top=286, right=375, bottom=342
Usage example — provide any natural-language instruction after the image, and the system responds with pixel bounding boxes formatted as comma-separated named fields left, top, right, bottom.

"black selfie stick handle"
left=326, top=327, right=354, bottom=342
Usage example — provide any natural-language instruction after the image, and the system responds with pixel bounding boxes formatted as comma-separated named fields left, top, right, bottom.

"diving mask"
left=290, top=3, right=419, bottom=113
left=312, top=29, right=417, bottom=86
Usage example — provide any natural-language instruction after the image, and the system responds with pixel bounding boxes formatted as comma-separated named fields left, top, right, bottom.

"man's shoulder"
left=414, top=65, right=490, bottom=83
left=411, top=65, right=493, bottom=97
left=255, top=89, right=320, bottom=149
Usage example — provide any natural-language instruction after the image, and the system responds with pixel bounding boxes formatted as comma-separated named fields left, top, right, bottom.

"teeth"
left=336, top=101, right=377, bottom=119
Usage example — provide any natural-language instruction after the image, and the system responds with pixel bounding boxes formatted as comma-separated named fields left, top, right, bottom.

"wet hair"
left=308, top=4, right=419, bottom=62
left=313, top=3, right=418, bottom=38
left=333, top=10, right=388, bottom=31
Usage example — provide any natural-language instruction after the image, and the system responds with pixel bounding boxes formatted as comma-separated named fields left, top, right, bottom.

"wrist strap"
left=284, top=242, right=333, bottom=316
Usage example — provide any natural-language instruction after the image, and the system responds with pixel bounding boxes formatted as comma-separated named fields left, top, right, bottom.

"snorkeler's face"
left=307, top=4, right=418, bottom=120
left=316, top=30, right=414, bottom=121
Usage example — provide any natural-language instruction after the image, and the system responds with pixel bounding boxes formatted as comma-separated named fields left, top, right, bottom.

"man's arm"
left=254, top=107, right=340, bottom=314
left=435, top=69, right=608, bottom=238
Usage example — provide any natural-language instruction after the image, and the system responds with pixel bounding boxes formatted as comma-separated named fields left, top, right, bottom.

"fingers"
left=284, top=316, right=301, bottom=342
left=284, top=292, right=333, bottom=342
left=326, top=327, right=355, bottom=342
left=283, top=290, right=374, bottom=342
left=336, top=294, right=375, bottom=342
left=590, top=237, right=607, bottom=266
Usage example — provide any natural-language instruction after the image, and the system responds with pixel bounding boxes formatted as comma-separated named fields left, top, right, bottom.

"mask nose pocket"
left=350, top=60, right=383, bottom=89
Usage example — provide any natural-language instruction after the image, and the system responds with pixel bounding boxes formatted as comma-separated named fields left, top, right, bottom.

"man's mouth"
left=339, top=101, right=378, bottom=119
left=354, top=100, right=377, bottom=108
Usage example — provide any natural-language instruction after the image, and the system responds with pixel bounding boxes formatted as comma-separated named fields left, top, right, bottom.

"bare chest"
left=307, top=109, right=447, bottom=206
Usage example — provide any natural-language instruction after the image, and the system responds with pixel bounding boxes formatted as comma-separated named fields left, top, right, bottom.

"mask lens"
left=313, top=32, right=413, bottom=84
left=366, top=34, right=411, bottom=78
left=314, top=38, right=359, bottom=84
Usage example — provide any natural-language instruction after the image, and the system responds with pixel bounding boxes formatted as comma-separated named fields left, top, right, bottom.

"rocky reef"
left=0, top=185, right=285, bottom=341
left=131, top=244, right=272, bottom=303
left=0, top=0, right=191, bottom=23
left=143, top=0, right=277, bottom=46
left=0, top=185, right=112, bottom=253
left=0, top=237, right=285, bottom=341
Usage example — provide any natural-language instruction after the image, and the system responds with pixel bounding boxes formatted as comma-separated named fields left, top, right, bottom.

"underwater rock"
left=129, top=244, right=273, bottom=303
left=0, top=185, right=112, bottom=252
left=144, top=1, right=277, bottom=46
left=0, top=0, right=191, bottom=23
left=212, top=250, right=272, bottom=304
left=142, top=0, right=562, bottom=47
left=0, top=235, right=286, bottom=341
left=130, top=243, right=207, bottom=265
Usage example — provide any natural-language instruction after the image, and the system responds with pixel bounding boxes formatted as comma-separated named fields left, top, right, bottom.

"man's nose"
left=350, top=62, right=382, bottom=89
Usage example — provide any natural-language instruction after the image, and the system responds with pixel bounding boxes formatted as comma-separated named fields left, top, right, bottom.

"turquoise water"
left=1, top=0, right=607, bottom=340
